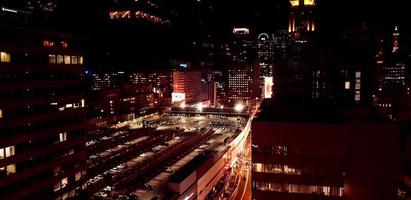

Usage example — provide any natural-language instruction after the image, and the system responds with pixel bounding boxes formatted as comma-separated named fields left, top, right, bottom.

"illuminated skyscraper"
left=257, top=33, right=274, bottom=98
left=225, top=28, right=259, bottom=103
left=288, top=0, right=316, bottom=33
left=383, top=26, right=406, bottom=88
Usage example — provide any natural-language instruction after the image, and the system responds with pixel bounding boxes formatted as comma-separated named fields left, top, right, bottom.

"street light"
left=234, top=103, right=244, bottom=112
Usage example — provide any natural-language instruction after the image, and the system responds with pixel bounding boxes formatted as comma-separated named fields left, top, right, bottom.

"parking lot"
left=87, top=113, right=247, bottom=200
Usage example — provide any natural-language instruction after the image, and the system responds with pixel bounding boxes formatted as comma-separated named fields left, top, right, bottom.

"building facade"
left=252, top=101, right=401, bottom=200
left=225, top=28, right=259, bottom=104
left=0, top=27, right=87, bottom=199
left=172, top=70, right=202, bottom=104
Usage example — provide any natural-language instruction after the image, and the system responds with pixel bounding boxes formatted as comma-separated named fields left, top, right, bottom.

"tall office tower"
left=288, top=0, right=316, bottom=33
left=383, top=26, right=406, bottom=89
left=257, top=33, right=274, bottom=98
left=273, top=0, right=317, bottom=105
left=338, top=27, right=383, bottom=107
left=375, top=37, right=385, bottom=92
left=225, top=28, right=259, bottom=104
left=374, top=26, right=410, bottom=121
left=172, top=70, right=202, bottom=104
left=0, top=27, right=87, bottom=199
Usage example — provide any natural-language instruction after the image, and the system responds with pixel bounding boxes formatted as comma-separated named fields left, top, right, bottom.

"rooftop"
left=254, top=98, right=390, bottom=123
left=168, top=150, right=216, bottom=183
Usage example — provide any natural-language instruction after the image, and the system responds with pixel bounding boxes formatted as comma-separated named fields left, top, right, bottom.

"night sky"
left=47, top=0, right=411, bottom=71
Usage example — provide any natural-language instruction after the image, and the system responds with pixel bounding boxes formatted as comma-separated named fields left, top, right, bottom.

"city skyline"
left=1, top=0, right=411, bottom=200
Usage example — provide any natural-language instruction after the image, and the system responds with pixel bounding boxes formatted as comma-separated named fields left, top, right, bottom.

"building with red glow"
left=172, top=70, right=202, bottom=104
left=0, top=27, right=87, bottom=199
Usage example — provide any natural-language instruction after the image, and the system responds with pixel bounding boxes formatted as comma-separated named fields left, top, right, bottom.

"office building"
left=252, top=100, right=401, bottom=200
left=289, top=0, right=316, bottom=33
left=383, top=26, right=407, bottom=89
left=172, top=70, right=202, bottom=104
left=225, top=28, right=259, bottom=104
left=257, top=33, right=274, bottom=98
left=0, top=27, right=87, bottom=199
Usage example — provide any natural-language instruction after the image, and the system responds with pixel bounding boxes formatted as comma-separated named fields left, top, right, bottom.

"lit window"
left=59, top=132, right=67, bottom=142
left=64, top=55, right=71, bottom=64
left=1, top=146, right=15, bottom=159
left=5, top=146, right=14, bottom=157
left=0, top=108, right=2, bottom=119
left=57, top=55, right=64, bottom=64
left=355, top=83, right=361, bottom=90
left=5, top=164, right=16, bottom=175
left=78, top=56, right=83, bottom=64
left=355, top=71, right=361, bottom=78
left=71, top=56, right=78, bottom=64
left=344, top=81, right=350, bottom=90
left=49, top=54, right=56, bottom=64
left=1, top=51, right=11, bottom=62
left=81, top=99, right=85, bottom=107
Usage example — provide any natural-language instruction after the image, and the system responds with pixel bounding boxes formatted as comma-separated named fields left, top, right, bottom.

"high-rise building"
left=225, top=28, right=259, bottom=104
left=172, top=70, right=202, bottom=104
left=383, top=26, right=406, bottom=88
left=288, top=0, right=316, bottom=33
left=108, top=0, right=172, bottom=26
left=338, top=27, right=383, bottom=107
left=257, top=33, right=274, bottom=98
left=374, top=26, right=410, bottom=121
left=273, top=0, right=318, bottom=105
left=0, top=27, right=87, bottom=199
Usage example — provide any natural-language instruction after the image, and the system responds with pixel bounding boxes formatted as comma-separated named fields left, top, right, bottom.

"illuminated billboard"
left=179, top=63, right=188, bottom=68
left=264, top=77, right=273, bottom=99
left=172, top=93, right=185, bottom=103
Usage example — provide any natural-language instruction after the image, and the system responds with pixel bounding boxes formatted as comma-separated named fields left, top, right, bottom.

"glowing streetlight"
left=234, top=103, right=245, bottom=112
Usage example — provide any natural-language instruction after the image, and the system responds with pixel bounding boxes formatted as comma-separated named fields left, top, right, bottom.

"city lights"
left=1, top=0, right=410, bottom=200
left=234, top=102, right=245, bottom=112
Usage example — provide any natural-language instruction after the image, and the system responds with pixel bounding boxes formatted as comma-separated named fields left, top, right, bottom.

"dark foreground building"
left=251, top=100, right=401, bottom=200
left=0, top=26, right=87, bottom=199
